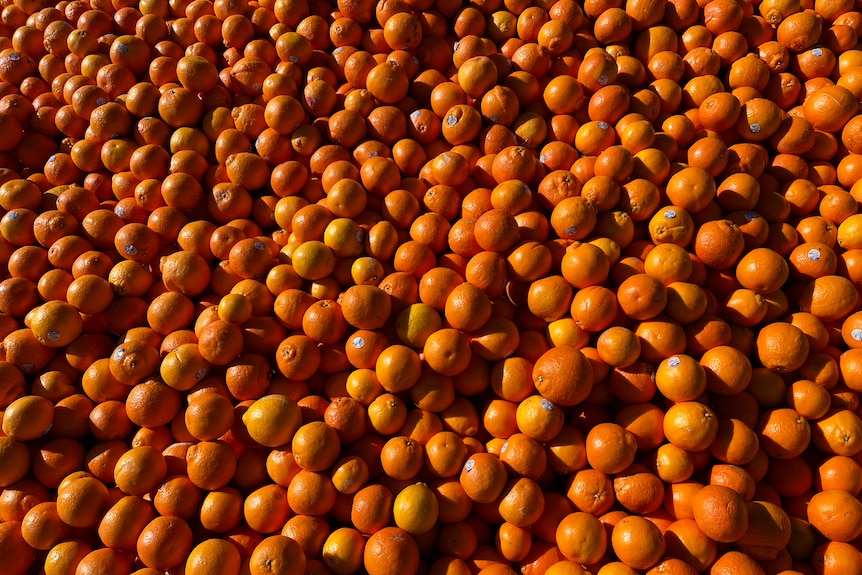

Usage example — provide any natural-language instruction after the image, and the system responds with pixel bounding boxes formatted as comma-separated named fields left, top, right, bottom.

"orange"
left=350, top=483, right=394, bottom=536
left=153, top=476, right=202, bottom=520
left=70, top=548, right=133, bottom=575
left=393, top=482, right=439, bottom=534
left=735, top=247, right=790, bottom=294
left=2, top=395, right=53, bottom=441
left=241, top=393, right=302, bottom=448
left=665, top=166, right=716, bottom=213
left=550, top=196, right=598, bottom=240
left=561, top=241, right=611, bottom=289
left=812, top=409, right=862, bottom=456
left=700, top=345, right=753, bottom=396
left=737, top=499, right=792, bottom=560
left=375, top=345, right=422, bottom=393
left=460, top=452, right=507, bottom=504
left=282, top=515, right=329, bottom=558
left=663, top=402, right=719, bottom=452
left=709, top=416, right=760, bottom=465
left=136, top=515, right=194, bottom=571
left=243, top=483, right=290, bottom=534
left=694, top=219, right=745, bottom=270
left=290, top=420, right=340, bottom=473
left=526, top=275, right=573, bottom=322
left=655, top=354, right=707, bottom=402
left=21, top=500, right=72, bottom=551
left=756, top=322, right=810, bottom=373
left=249, top=535, right=306, bottom=575
left=816, top=455, right=862, bottom=495
left=556, top=512, right=607, bottom=565
left=498, top=432, right=547, bottom=481
left=756, top=407, right=812, bottom=459
left=709, top=550, right=769, bottom=575
left=0, top=478, right=48, bottom=522
left=636, top=318, right=688, bottom=364
left=113, top=445, right=167, bottom=497
left=364, top=527, right=420, bottom=575
left=516, top=394, right=565, bottom=442
left=424, top=328, right=472, bottom=377
left=691, top=484, right=748, bottom=543
left=811, top=541, right=862, bottom=575
left=445, top=282, right=492, bottom=332
left=596, top=326, right=641, bottom=368
left=661, top=519, right=717, bottom=572
left=56, top=475, right=110, bottom=529
left=616, top=273, right=667, bottom=320
left=586, top=423, right=638, bottom=475
left=611, top=515, right=666, bottom=571
left=652, top=443, right=695, bottom=484
left=531, top=346, right=593, bottom=406
left=643, top=243, right=692, bottom=285
left=380, top=435, right=423, bottom=481
left=42, top=540, right=92, bottom=575
left=97, top=494, right=156, bottom=552
left=497, top=476, right=545, bottom=528
left=186, top=539, right=242, bottom=575
left=807, top=489, right=862, bottom=542
left=613, top=464, right=666, bottom=515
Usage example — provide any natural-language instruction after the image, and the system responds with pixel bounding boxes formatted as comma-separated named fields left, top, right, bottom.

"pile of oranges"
left=3, top=0, right=862, bottom=573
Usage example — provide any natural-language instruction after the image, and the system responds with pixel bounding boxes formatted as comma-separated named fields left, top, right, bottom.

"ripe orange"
left=611, top=515, right=666, bottom=571
left=248, top=535, right=306, bottom=575
left=556, top=512, right=607, bottom=565
left=186, top=538, right=242, bottom=575
left=364, top=527, right=420, bottom=575
left=531, top=346, right=593, bottom=406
